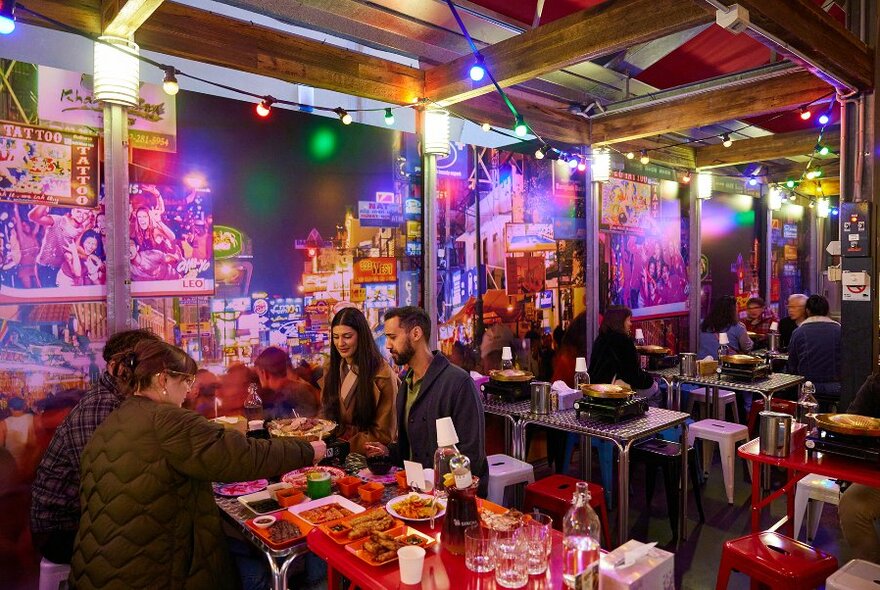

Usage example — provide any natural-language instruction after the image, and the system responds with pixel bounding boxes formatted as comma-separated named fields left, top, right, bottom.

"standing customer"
left=69, top=340, right=324, bottom=590
left=698, top=295, right=753, bottom=359
left=321, top=307, right=398, bottom=455
left=588, top=306, right=658, bottom=402
left=254, top=346, right=320, bottom=418
left=786, top=294, right=841, bottom=408
left=31, top=329, right=160, bottom=565
left=778, top=293, right=808, bottom=351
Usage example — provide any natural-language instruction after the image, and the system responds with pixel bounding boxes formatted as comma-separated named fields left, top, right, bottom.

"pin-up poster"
left=600, top=174, right=659, bottom=233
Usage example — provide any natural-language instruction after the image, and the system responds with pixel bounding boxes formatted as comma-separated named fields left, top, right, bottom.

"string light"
left=785, top=179, right=796, bottom=189
left=748, top=177, right=758, bottom=187
left=481, top=122, right=491, bottom=132
left=384, top=108, right=395, bottom=126
left=681, top=171, right=692, bottom=184
left=513, top=115, right=528, bottom=137
left=626, top=151, right=635, bottom=160
left=768, top=187, right=783, bottom=211
left=335, top=107, right=353, bottom=125
left=577, top=160, right=587, bottom=172
left=721, top=134, right=733, bottom=148
left=162, top=67, right=179, bottom=96
left=639, top=150, right=649, bottom=165
left=806, top=170, right=817, bottom=180
left=0, top=1, right=15, bottom=35
left=817, top=144, right=831, bottom=156
left=256, top=97, right=274, bottom=118
left=808, top=200, right=815, bottom=208
left=469, top=56, right=486, bottom=82
left=788, top=192, right=797, bottom=202
left=818, top=113, right=830, bottom=125
left=534, top=144, right=549, bottom=160
left=567, top=154, right=579, bottom=169
left=799, top=108, right=812, bottom=121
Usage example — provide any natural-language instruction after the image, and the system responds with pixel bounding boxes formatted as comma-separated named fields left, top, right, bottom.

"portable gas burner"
left=718, top=356, right=772, bottom=381
left=806, top=430, right=880, bottom=463
left=481, top=380, right=532, bottom=403
left=574, top=396, right=648, bottom=423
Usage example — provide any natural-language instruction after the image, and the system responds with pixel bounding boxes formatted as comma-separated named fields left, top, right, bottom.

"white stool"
left=687, top=419, right=749, bottom=504
left=486, top=453, right=535, bottom=506
left=687, top=388, right=739, bottom=422
left=826, top=559, right=880, bottom=590
left=39, top=558, right=70, bottom=590
left=793, top=474, right=840, bottom=542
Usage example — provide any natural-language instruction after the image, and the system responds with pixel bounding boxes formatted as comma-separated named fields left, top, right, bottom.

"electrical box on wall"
left=840, top=202, right=870, bottom=257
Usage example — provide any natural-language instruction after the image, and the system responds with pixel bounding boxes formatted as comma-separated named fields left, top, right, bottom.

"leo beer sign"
left=353, top=257, right=397, bottom=283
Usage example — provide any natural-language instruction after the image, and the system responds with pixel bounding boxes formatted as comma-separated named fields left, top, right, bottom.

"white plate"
left=288, top=494, right=365, bottom=525
left=385, top=493, right=446, bottom=522
left=237, top=491, right=282, bottom=515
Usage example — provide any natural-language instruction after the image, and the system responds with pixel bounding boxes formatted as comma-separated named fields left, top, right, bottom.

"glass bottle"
left=798, top=381, right=819, bottom=431
left=718, top=332, right=731, bottom=359
left=574, top=357, right=590, bottom=390
left=501, top=346, right=514, bottom=371
left=442, top=444, right=478, bottom=555
left=563, top=482, right=601, bottom=589
left=635, top=329, right=647, bottom=368
left=433, top=417, right=460, bottom=495
left=244, top=383, right=264, bottom=422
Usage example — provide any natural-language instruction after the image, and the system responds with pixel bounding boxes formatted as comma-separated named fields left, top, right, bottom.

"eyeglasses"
left=166, top=370, right=196, bottom=389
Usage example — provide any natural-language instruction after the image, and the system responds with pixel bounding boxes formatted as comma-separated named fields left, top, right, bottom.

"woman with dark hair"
left=698, top=295, right=753, bottom=359
left=588, top=305, right=656, bottom=396
left=70, top=340, right=324, bottom=589
left=321, top=307, right=398, bottom=455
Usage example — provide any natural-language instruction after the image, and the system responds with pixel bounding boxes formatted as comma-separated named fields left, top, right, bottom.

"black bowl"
left=366, top=455, right=393, bottom=475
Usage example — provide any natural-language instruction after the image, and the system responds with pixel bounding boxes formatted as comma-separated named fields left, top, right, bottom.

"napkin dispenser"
left=599, top=540, right=674, bottom=590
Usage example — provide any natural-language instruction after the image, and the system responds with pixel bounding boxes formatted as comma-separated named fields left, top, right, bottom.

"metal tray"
left=815, top=413, right=880, bottom=437
left=488, top=369, right=535, bottom=383
left=636, top=345, right=670, bottom=355
left=579, top=383, right=634, bottom=399
left=720, top=354, right=763, bottom=366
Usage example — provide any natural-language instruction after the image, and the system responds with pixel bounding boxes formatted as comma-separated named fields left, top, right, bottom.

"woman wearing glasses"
left=70, top=339, right=325, bottom=590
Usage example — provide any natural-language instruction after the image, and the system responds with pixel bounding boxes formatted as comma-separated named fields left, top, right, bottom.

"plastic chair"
left=793, top=474, right=840, bottom=542
left=523, top=474, right=612, bottom=549
left=687, top=388, right=740, bottom=422
left=39, top=558, right=70, bottom=590
left=631, top=438, right=705, bottom=543
left=715, top=531, right=838, bottom=590
left=688, top=419, right=749, bottom=504
left=486, top=454, right=535, bottom=506
left=747, top=398, right=798, bottom=438
left=562, top=434, right=614, bottom=506
left=825, top=559, right=880, bottom=590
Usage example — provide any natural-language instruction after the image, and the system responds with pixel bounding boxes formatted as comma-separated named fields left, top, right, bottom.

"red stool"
left=523, top=474, right=612, bottom=548
left=716, top=531, right=838, bottom=590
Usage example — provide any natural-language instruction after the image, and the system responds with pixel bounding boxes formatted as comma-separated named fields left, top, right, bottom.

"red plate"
left=212, top=479, right=269, bottom=497
left=319, top=508, right=403, bottom=545
left=344, top=525, right=436, bottom=566
left=281, top=466, right=346, bottom=490
left=245, top=510, right=314, bottom=550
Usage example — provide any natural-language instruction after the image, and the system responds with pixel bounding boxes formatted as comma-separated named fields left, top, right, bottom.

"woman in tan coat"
left=321, top=307, right=398, bottom=455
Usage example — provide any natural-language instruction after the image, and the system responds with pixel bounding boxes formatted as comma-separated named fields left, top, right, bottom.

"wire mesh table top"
left=519, top=407, right=690, bottom=442
left=483, top=397, right=531, bottom=418
left=669, top=371, right=804, bottom=395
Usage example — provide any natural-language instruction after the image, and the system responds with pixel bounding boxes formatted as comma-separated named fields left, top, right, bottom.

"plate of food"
left=385, top=493, right=446, bottom=522
left=212, top=479, right=269, bottom=497
left=320, top=508, right=402, bottom=544
left=289, top=494, right=365, bottom=526
left=580, top=383, right=633, bottom=399
left=245, top=510, right=314, bottom=550
left=345, top=526, right=436, bottom=566
left=479, top=504, right=523, bottom=532
left=268, top=417, right=336, bottom=440
left=237, top=490, right=282, bottom=515
left=281, top=465, right=346, bottom=490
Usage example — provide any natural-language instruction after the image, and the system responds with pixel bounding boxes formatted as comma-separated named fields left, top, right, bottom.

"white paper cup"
left=422, top=469, right=434, bottom=492
left=398, top=546, right=426, bottom=585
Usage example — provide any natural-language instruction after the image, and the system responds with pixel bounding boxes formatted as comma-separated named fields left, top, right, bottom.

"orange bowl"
left=276, top=488, right=304, bottom=507
left=358, top=482, right=385, bottom=504
left=337, top=476, right=363, bottom=497
left=395, top=470, right=408, bottom=489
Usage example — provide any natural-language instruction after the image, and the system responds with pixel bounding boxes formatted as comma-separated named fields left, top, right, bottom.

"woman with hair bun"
left=70, top=340, right=325, bottom=590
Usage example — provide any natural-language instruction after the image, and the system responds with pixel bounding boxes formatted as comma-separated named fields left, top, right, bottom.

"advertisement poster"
left=506, top=256, right=546, bottom=295
left=37, top=65, right=178, bottom=152
left=398, top=270, right=419, bottom=307
left=0, top=121, right=99, bottom=208
left=600, top=174, right=658, bottom=232
left=358, top=201, right=403, bottom=227
left=505, top=223, right=555, bottom=253
left=354, top=257, right=396, bottom=283
left=364, top=283, right=396, bottom=308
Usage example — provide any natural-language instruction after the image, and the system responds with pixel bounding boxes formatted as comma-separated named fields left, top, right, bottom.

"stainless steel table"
left=483, top=397, right=531, bottom=457
left=515, top=407, right=691, bottom=545
left=216, top=495, right=309, bottom=590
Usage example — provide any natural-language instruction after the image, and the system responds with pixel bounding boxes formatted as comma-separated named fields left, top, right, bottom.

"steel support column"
left=103, top=103, right=133, bottom=335
left=583, top=148, right=598, bottom=361
left=688, top=182, right=702, bottom=350
left=423, top=149, right=439, bottom=350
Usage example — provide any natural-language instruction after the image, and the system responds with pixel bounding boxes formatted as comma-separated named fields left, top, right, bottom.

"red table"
left=738, top=437, right=880, bottom=535
left=308, top=521, right=568, bottom=590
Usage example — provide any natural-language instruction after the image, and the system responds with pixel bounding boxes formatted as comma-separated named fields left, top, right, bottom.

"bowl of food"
left=358, top=482, right=385, bottom=503
left=252, top=515, right=277, bottom=529
left=366, top=454, right=393, bottom=476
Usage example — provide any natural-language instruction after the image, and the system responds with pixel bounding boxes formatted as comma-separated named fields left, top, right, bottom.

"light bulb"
left=0, top=1, right=15, bottom=35
left=256, top=99, right=272, bottom=117
left=817, top=145, right=830, bottom=156
left=162, top=68, right=179, bottom=96
left=681, top=172, right=691, bottom=184
left=722, top=134, right=733, bottom=148
left=785, top=179, right=796, bottom=189
left=799, top=108, right=812, bottom=120
left=568, top=155, right=578, bottom=169
left=639, top=150, right=649, bottom=165
left=384, top=108, right=394, bottom=126
left=535, top=145, right=548, bottom=160
left=469, top=63, right=486, bottom=82
left=748, top=177, right=758, bottom=186
left=818, top=113, right=830, bottom=125
left=577, top=161, right=586, bottom=172
left=626, top=151, right=635, bottom=160
left=514, top=115, right=528, bottom=137
left=481, top=122, right=491, bottom=132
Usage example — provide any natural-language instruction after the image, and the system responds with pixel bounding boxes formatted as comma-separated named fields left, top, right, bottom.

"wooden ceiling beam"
left=709, top=0, right=873, bottom=92
left=425, top=0, right=712, bottom=106
left=16, top=0, right=102, bottom=34
left=101, top=0, right=164, bottom=36
left=695, top=127, right=840, bottom=169
left=590, top=70, right=831, bottom=145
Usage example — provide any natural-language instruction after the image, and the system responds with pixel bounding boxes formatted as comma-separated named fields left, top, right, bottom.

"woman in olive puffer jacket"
left=70, top=340, right=324, bottom=589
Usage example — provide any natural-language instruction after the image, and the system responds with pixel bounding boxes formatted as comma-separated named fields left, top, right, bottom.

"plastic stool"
left=687, top=388, right=740, bottom=422
left=716, top=531, right=838, bottom=590
left=562, top=434, right=614, bottom=505
left=826, top=558, right=880, bottom=590
left=688, top=419, right=749, bottom=504
left=523, top=474, right=612, bottom=548
left=39, top=558, right=70, bottom=590
left=793, top=474, right=840, bottom=542
left=631, top=438, right=705, bottom=543
left=657, top=418, right=704, bottom=485
left=486, top=454, right=535, bottom=506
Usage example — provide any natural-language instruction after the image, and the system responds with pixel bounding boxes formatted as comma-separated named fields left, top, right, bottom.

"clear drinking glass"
left=522, top=512, right=553, bottom=575
left=493, top=528, right=529, bottom=588
left=464, top=525, right=494, bottom=573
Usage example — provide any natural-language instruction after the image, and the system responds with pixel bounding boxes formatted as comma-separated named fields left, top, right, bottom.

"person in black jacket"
left=588, top=305, right=658, bottom=402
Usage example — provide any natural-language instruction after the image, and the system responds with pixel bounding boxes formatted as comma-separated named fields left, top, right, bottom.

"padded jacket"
left=70, top=396, right=314, bottom=589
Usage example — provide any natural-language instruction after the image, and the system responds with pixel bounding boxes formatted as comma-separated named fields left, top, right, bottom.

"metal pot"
left=759, top=411, right=793, bottom=457
left=679, top=353, right=697, bottom=377
left=530, top=381, right=553, bottom=415
left=768, top=332, right=780, bottom=353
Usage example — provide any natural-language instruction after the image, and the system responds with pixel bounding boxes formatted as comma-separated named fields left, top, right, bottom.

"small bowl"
left=276, top=488, right=304, bottom=508
left=337, top=475, right=363, bottom=497
left=366, top=455, right=393, bottom=475
left=266, top=482, right=293, bottom=500
left=252, top=515, right=277, bottom=529
left=358, top=482, right=385, bottom=504
left=395, top=470, right=408, bottom=489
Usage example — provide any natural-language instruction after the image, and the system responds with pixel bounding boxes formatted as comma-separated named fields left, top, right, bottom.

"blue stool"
left=562, top=434, right=614, bottom=506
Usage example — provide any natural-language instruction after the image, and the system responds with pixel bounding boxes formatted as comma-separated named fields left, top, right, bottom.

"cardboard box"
left=599, top=540, right=674, bottom=590
left=696, top=359, right=718, bottom=376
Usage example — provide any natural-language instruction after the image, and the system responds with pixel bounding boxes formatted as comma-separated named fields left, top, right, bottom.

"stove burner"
left=719, top=362, right=772, bottom=381
left=574, top=397, right=648, bottom=423
left=806, top=429, right=880, bottom=462
left=481, top=380, right=531, bottom=403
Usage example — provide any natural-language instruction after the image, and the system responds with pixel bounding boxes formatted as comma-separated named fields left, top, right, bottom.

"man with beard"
left=366, top=306, right=487, bottom=494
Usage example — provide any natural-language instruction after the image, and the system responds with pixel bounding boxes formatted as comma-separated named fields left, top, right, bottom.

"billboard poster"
left=600, top=174, right=658, bottom=233
left=358, top=201, right=403, bottom=227
left=364, top=283, right=396, bottom=309
left=398, top=270, right=419, bottom=307
left=0, top=121, right=98, bottom=208
left=353, top=257, right=396, bottom=283
left=505, top=223, right=555, bottom=253
left=37, top=65, right=178, bottom=153
left=506, top=256, right=546, bottom=295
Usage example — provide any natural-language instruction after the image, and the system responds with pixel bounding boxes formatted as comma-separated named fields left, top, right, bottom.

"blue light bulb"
left=469, top=64, right=485, bottom=82
left=0, top=15, right=14, bottom=35
left=818, top=114, right=830, bottom=125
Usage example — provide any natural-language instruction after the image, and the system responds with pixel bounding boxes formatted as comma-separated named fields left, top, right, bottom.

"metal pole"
left=473, top=145, right=485, bottom=347
left=423, top=147, right=439, bottom=350
left=688, top=182, right=702, bottom=351
left=103, top=103, right=132, bottom=335
left=764, top=197, right=773, bottom=313
left=583, top=148, right=598, bottom=362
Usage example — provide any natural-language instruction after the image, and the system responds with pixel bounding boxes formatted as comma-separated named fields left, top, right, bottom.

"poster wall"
left=506, top=256, right=546, bottom=295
